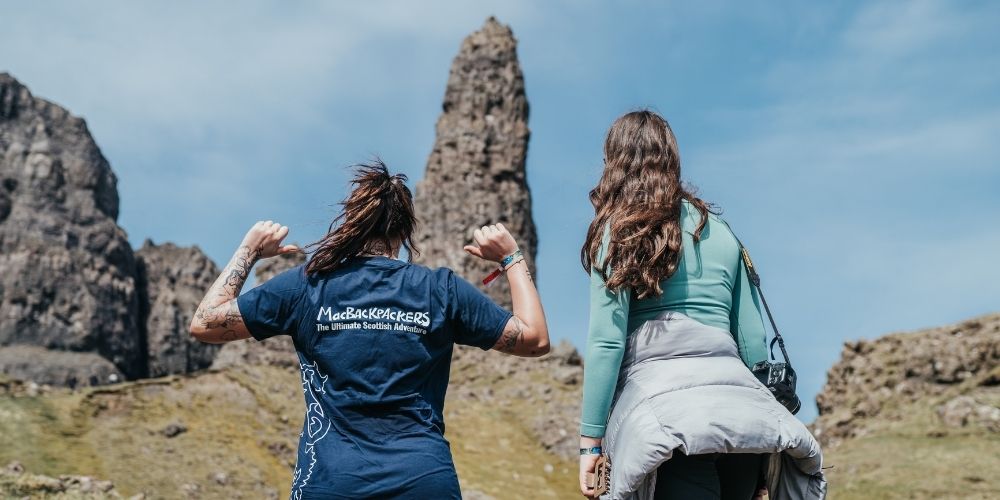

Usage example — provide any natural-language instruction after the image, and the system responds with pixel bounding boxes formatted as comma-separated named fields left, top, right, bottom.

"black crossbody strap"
left=721, top=220, right=791, bottom=366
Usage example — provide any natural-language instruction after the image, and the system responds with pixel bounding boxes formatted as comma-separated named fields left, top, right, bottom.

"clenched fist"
left=242, top=220, right=299, bottom=259
left=463, top=223, right=519, bottom=263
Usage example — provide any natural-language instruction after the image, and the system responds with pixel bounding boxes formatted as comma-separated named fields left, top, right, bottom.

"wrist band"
left=503, top=255, right=525, bottom=271
left=482, top=250, right=524, bottom=286
left=579, top=446, right=603, bottom=456
left=501, top=249, right=523, bottom=268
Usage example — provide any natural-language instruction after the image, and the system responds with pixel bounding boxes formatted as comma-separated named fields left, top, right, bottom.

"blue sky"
left=3, top=1, right=998, bottom=421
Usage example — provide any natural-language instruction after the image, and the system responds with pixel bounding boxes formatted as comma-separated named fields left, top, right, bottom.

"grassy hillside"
left=8, top=313, right=997, bottom=499
left=823, top=402, right=1000, bottom=499
left=0, top=357, right=580, bottom=499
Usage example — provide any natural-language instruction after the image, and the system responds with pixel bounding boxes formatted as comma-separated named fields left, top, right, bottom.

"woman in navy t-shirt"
left=188, top=161, right=550, bottom=499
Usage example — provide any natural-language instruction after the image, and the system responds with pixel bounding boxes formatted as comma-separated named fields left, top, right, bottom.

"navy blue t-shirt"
left=237, top=256, right=511, bottom=499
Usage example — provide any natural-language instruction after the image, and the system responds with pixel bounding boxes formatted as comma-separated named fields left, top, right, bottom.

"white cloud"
left=843, top=0, right=997, bottom=56
left=1, top=2, right=541, bottom=143
left=0, top=1, right=547, bottom=254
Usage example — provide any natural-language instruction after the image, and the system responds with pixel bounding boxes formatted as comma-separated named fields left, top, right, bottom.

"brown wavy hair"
left=581, top=110, right=713, bottom=299
left=306, top=160, right=418, bottom=275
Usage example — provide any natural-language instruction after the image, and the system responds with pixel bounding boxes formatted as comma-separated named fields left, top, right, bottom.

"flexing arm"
left=189, top=221, right=298, bottom=344
left=464, top=224, right=550, bottom=357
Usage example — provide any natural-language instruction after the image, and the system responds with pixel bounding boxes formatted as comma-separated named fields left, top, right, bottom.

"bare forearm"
left=465, top=223, right=550, bottom=356
left=191, top=244, right=258, bottom=334
left=202, top=245, right=259, bottom=309
left=506, top=260, right=547, bottom=341
left=189, top=221, right=297, bottom=344
left=491, top=259, right=549, bottom=356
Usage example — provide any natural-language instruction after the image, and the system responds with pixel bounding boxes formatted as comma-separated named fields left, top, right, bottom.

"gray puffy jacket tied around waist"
left=601, top=312, right=826, bottom=500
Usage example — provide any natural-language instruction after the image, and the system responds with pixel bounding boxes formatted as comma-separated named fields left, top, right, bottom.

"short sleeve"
left=445, top=270, right=513, bottom=350
left=236, top=265, right=306, bottom=341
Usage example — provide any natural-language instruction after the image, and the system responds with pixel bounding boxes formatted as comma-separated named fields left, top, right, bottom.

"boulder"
left=937, top=395, right=1000, bottom=433
left=0, top=345, right=123, bottom=387
left=1, top=461, right=124, bottom=499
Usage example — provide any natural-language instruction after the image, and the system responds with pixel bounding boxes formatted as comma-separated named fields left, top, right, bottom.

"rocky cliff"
left=814, top=313, right=1000, bottom=446
left=413, top=16, right=537, bottom=309
left=135, top=240, right=222, bottom=378
left=412, top=17, right=582, bottom=461
left=0, top=73, right=143, bottom=381
left=0, top=73, right=226, bottom=384
left=817, top=313, right=1000, bottom=498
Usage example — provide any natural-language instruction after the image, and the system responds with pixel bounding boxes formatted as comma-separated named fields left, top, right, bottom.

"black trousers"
left=653, top=452, right=764, bottom=500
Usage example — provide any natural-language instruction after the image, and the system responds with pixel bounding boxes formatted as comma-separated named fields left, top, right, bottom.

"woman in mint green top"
left=578, top=110, right=775, bottom=500
left=579, top=202, right=769, bottom=437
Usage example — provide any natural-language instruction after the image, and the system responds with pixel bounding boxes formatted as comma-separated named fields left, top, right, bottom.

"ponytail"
left=305, top=160, right=419, bottom=275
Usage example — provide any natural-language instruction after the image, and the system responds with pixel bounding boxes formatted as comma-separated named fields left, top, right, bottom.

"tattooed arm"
left=465, top=224, right=549, bottom=357
left=189, top=221, right=298, bottom=344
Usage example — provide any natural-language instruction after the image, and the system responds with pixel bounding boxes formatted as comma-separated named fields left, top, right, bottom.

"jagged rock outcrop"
left=0, top=74, right=233, bottom=384
left=211, top=251, right=305, bottom=369
left=814, top=313, right=1000, bottom=446
left=0, top=73, right=144, bottom=380
left=413, top=16, right=537, bottom=310
left=135, top=240, right=222, bottom=377
left=410, top=18, right=582, bottom=459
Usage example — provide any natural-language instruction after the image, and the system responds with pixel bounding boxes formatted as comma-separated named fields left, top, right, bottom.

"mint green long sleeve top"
left=579, top=201, right=770, bottom=438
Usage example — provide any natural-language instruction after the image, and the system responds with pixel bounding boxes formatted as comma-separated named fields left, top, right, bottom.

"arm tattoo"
left=194, top=245, right=258, bottom=330
left=222, top=245, right=260, bottom=295
left=494, top=316, right=526, bottom=354
left=196, top=300, right=242, bottom=329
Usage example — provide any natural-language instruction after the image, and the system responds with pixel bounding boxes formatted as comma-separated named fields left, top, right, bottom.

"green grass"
left=8, top=361, right=995, bottom=499
left=1, top=368, right=302, bottom=498
left=823, top=387, right=1000, bottom=500
left=447, top=395, right=577, bottom=499
left=0, top=365, right=580, bottom=499
left=825, top=432, right=1000, bottom=499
